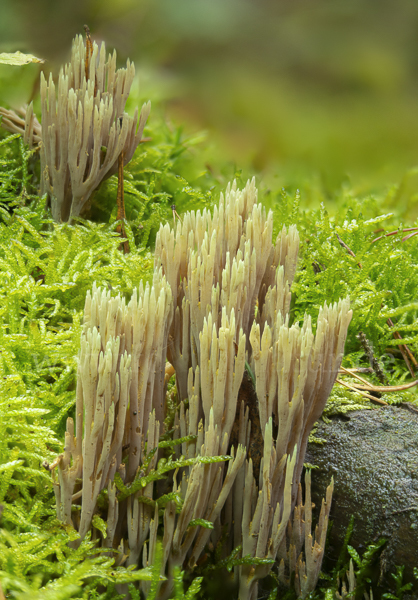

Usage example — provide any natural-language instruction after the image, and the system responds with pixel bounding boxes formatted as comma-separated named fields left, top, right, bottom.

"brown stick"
left=402, top=231, right=418, bottom=242
left=116, top=150, right=130, bottom=254
left=336, top=378, right=388, bottom=405
left=84, top=25, right=93, bottom=81
left=42, top=454, right=64, bottom=471
left=339, top=365, right=372, bottom=387
left=340, top=367, right=374, bottom=374
left=335, top=233, right=362, bottom=268
left=171, top=204, right=182, bottom=225
left=350, top=379, right=418, bottom=393
left=84, top=25, right=98, bottom=96
left=371, top=227, right=418, bottom=243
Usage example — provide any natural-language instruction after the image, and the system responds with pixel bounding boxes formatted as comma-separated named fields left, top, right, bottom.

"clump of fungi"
left=51, top=177, right=351, bottom=599
left=0, top=25, right=353, bottom=600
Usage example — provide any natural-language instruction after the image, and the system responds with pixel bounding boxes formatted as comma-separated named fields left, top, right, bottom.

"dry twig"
left=336, top=378, right=388, bottom=405
left=84, top=25, right=93, bottom=80
left=337, top=364, right=418, bottom=405
left=335, top=233, right=362, bottom=268
left=116, top=150, right=129, bottom=254
left=371, top=227, right=418, bottom=243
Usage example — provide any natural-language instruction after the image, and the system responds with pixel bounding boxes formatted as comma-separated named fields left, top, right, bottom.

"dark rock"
left=306, top=405, right=418, bottom=597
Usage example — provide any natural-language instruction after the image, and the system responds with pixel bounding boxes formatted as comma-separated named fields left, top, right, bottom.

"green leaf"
left=226, top=554, right=274, bottom=572
left=114, top=454, right=232, bottom=502
left=185, top=575, right=204, bottom=599
left=188, top=519, right=214, bottom=529
left=158, top=434, right=197, bottom=449
left=107, top=566, right=163, bottom=583
left=347, top=545, right=361, bottom=566
left=92, top=514, right=108, bottom=539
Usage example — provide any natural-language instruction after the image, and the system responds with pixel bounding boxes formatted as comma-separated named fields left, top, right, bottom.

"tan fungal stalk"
left=54, top=272, right=172, bottom=546
left=0, top=103, right=42, bottom=148
left=199, top=308, right=246, bottom=440
left=53, top=327, right=132, bottom=542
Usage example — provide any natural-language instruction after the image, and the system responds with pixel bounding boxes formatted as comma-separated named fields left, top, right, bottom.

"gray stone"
left=305, top=405, right=418, bottom=596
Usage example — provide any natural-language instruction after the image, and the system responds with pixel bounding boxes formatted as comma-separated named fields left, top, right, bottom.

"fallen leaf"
left=0, top=51, right=45, bottom=66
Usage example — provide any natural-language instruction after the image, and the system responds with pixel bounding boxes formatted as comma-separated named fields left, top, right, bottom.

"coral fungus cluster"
left=52, top=178, right=351, bottom=599
left=0, top=34, right=150, bottom=221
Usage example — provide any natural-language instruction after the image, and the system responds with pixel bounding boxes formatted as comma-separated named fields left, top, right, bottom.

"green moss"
left=1, top=44, right=417, bottom=600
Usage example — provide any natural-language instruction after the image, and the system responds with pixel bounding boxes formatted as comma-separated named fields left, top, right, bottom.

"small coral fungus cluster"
left=51, top=177, right=351, bottom=599
left=0, top=32, right=150, bottom=222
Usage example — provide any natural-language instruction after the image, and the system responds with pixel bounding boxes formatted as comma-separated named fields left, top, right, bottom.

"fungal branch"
left=52, top=179, right=351, bottom=600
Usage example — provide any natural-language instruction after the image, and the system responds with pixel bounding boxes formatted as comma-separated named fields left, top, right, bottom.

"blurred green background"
left=1, top=0, right=418, bottom=198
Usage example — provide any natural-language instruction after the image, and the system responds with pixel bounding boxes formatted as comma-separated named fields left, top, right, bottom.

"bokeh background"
left=2, top=0, right=418, bottom=198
